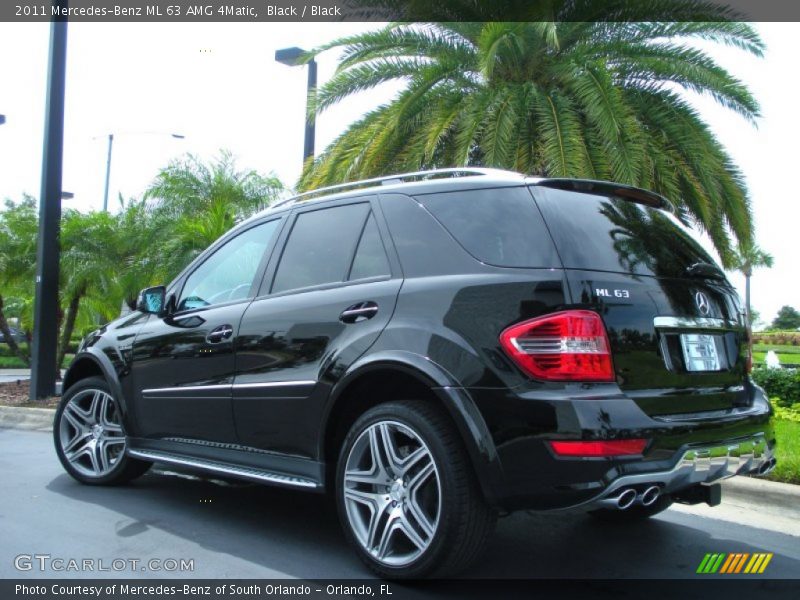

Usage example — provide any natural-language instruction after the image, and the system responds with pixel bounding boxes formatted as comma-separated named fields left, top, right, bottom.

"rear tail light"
left=549, top=439, right=648, bottom=457
left=499, top=310, right=614, bottom=382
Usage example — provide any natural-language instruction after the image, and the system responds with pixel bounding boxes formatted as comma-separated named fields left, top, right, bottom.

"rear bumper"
left=467, top=382, right=776, bottom=511
left=581, top=433, right=773, bottom=511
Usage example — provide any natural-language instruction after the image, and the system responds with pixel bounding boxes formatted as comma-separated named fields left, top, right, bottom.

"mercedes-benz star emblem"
left=695, top=291, right=711, bottom=315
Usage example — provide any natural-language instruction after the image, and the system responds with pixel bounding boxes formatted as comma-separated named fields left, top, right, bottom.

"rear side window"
left=415, top=187, right=559, bottom=268
left=272, top=203, right=369, bottom=293
left=349, top=213, right=391, bottom=281
left=530, top=186, right=715, bottom=278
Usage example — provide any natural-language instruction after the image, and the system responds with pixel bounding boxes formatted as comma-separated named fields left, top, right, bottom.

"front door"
left=131, top=218, right=283, bottom=442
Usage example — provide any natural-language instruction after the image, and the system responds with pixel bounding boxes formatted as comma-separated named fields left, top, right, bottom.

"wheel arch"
left=320, top=351, right=502, bottom=504
left=62, top=350, right=124, bottom=409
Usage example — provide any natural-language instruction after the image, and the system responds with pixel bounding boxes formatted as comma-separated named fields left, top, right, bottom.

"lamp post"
left=100, top=131, right=185, bottom=212
left=30, top=7, right=67, bottom=400
left=0, top=114, right=6, bottom=125
left=275, top=46, right=317, bottom=166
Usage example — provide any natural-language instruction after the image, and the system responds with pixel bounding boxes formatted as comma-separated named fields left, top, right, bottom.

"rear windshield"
left=529, top=186, right=715, bottom=278
left=415, top=187, right=560, bottom=268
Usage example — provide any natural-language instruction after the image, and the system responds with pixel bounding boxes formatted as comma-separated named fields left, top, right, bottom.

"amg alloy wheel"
left=54, top=376, right=151, bottom=485
left=337, top=400, right=496, bottom=578
left=343, top=420, right=441, bottom=567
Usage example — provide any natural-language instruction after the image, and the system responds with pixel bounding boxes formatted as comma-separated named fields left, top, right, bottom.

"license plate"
left=680, top=333, right=720, bottom=372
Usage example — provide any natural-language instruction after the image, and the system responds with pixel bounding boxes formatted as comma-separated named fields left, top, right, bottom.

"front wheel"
left=336, top=400, right=496, bottom=579
left=54, top=376, right=151, bottom=485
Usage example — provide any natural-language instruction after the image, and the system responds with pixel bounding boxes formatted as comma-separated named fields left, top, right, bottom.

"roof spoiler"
left=531, top=178, right=673, bottom=212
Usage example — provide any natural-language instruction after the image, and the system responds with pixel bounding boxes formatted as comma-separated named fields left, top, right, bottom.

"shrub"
left=773, top=403, right=800, bottom=423
left=752, top=368, right=800, bottom=407
left=752, top=331, right=800, bottom=346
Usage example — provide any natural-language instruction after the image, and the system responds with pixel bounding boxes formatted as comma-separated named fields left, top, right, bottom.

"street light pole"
left=102, top=133, right=113, bottom=212
left=99, top=131, right=183, bottom=212
left=303, top=59, right=317, bottom=162
left=275, top=46, right=317, bottom=167
left=30, top=7, right=68, bottom=400
left=0, top=114, right=6, bottom=125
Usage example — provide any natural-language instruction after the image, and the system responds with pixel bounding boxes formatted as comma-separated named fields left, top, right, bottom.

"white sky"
left=0, top=22, right=798, bottom=324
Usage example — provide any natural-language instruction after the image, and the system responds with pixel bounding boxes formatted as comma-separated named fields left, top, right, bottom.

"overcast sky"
left=0, top=22, right=797, bottom=325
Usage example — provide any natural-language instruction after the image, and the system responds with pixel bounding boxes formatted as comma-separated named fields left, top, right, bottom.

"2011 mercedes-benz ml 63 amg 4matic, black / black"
left=55, top=169, right=775, bottom=578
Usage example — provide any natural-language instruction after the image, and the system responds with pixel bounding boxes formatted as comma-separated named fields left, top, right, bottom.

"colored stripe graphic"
left=697, top=553, right=726, bottom=573
left=719, top=553, right=736, bottom=573
left=699, top=553, right=773, bottom=574
left=758, top=553, right=773, bottom=573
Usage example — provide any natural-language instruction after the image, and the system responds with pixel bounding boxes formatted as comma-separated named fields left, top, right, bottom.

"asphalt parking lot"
left=1, top=428, right=799, bottom=580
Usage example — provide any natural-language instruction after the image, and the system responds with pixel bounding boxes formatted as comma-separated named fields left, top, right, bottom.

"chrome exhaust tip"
left=640, top=485, right=661, bottom=507
left=617, top=488, right=637, bottom=510
left=758, top=458, right=777, bottom=476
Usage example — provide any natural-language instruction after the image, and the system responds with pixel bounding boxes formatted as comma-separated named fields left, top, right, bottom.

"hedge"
left=752, top=367, right=800, bottom=407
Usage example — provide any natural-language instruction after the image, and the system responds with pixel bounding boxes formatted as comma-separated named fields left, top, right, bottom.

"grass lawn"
left=0, top=354, right=75, bottom=369
left=767, top=419, right=800, bottom=485
left=753, top=352, right=800, bottom=365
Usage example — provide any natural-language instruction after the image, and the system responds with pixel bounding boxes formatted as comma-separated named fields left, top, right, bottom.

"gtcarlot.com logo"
left=696, top=552, right=773, bottom=574
left=14, top=554, right=195, bottom=573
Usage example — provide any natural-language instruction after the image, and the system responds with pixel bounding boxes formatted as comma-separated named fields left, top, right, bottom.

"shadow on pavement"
left=47, top=467, right=800, bottom=579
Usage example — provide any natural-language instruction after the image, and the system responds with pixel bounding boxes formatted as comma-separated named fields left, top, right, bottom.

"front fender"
left=325, top=350, right=504, bottom=505
left=62, top=349, right=131, bottom=427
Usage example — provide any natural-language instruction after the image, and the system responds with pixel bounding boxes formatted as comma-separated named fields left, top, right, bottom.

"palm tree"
left=0, top=197, right=38, bottom=366
left=56, top=210, right=123, bottom=370
left=730, top=243, right=773, bottom=328
left=144, top=151, right=285, bottom=276
left=300, top=4, right=763, bottom=263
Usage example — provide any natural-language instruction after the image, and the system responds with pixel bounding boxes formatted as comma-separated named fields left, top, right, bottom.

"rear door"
left=232, top=197, right=402, bottom=457
left=529, top=185, right=748, bottom=416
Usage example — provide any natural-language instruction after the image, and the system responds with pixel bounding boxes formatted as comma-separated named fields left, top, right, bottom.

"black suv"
left=55, top=169, right=775, bottom=578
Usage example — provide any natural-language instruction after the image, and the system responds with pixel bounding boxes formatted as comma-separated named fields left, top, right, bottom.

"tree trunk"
left=56, top=287, right=84, bottom=377
left=744, top=274, right=751, bottom=328
left=0, top=294, right=30, bottom=366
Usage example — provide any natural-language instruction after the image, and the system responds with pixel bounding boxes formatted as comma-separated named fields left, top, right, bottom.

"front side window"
left=272, top=203, right=370, bottom=293
left=178, top=219, right=280, bottom=311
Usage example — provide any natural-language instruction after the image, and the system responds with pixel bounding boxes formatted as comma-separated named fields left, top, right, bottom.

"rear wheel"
left=336, top=400, right=496, bottom=578
left=588, top=495, right=673, bottom=521
left=54, top=376, right=151, bottom=485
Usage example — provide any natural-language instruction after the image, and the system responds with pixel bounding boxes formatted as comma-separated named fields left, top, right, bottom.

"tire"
left=336, top=400, right=496, bottom=579
left=588, top=494, right=673, bottom=521
left=53, top=376, right=151, bottom=485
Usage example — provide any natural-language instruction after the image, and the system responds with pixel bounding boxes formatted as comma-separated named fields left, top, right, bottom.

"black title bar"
left=4, top=0, right=800, bottom=23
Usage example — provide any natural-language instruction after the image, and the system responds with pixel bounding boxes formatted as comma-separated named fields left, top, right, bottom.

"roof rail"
left=272, top=167, right=520, bottom=208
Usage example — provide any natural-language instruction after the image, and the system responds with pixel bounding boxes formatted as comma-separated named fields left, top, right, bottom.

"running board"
left=127, top=448, right=320, bottom=489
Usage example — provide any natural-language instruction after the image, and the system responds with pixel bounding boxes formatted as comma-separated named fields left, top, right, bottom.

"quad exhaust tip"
left=640, top=485, right=661, bottom=507
left=757, top=458, right=777, bottom=476
left=605, top=486, right=660, bottom=510
left=617, top=488, right=637, bottom=510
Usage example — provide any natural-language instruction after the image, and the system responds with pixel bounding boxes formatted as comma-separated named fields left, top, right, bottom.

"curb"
left=0, top=405, right=56, bottom=431
left=721, top=474, right=800, bottom=515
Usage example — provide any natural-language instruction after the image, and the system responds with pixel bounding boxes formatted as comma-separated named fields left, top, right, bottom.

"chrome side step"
left=127, top=448, right=319, bottom=489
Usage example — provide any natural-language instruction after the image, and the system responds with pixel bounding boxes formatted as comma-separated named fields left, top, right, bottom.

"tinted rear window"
left=272, top=203, right=369, bottom=293
left=530, top=186, right=715, bottom=278
left=415, top=187, right=559, bottom=268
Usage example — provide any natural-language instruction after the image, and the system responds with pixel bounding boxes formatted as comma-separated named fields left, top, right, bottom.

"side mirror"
left=136, top=286, right=166, bottom=315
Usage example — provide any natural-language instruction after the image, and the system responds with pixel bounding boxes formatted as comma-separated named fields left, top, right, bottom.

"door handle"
left=340, top=302, right=379, bottom=324
left=206, top=324, right=234, bottom=343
